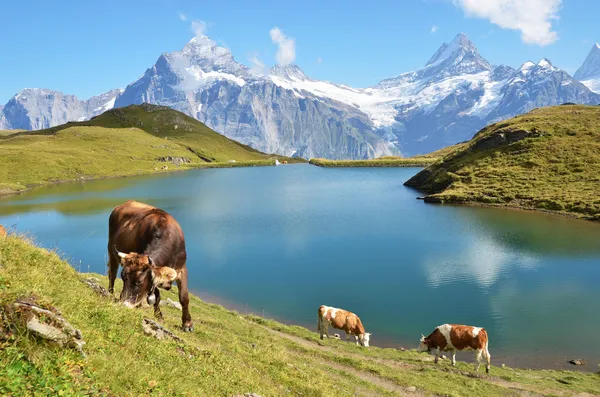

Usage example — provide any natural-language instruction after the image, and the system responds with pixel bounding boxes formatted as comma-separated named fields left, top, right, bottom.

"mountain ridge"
left=2, top=33, right=599, bottom=159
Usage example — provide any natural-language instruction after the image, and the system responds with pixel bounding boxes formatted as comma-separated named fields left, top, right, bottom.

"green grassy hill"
left=1, top=233, right=598, bottom=396
left=405, top=105, right=600, bottom=220
left=0, top=104, right=300, bottom=195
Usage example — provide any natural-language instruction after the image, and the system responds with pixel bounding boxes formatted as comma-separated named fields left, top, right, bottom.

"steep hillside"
left=405, top=105, right=600, bottom=220
left=0, top=104, right=298, bottom=195
left=1, top=234, right=598, bottom=396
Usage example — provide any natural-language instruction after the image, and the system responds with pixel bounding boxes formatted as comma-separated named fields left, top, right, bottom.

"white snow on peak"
left=520, top=61, right=536, bottom=72
left=581, top=79, right=600, bottom=93
left=182, top=35, right=235, bottom=62
left=537, top=58, right=556, bottom=70
left=185, top=65, right=246, bottom=86
left=269, top=65, right=307, bottom=81
left=426, top=33, right=473, bottom=66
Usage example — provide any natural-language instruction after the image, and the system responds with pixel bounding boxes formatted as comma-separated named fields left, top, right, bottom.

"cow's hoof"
left=182, top=324, right=194, bottom=332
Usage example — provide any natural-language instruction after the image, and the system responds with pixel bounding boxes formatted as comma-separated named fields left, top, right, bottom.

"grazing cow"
left=317, top=305, right=371, bottom=347
left=417, top=324, right=491, bottom=373
left=0, top=224, right=6, bottom=239
left=107, top=200, right=193, bottom=331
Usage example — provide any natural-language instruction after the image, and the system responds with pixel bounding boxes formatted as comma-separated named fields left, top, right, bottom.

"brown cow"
left=417, top=324, right=491, bottom=373
left=107, top=200, right=193, bottom=331
left=0, top=224, right=6, bottom=239
left=317, top=305, right=371, bottom=347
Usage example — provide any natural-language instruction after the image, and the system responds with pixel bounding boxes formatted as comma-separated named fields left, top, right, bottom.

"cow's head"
left=417, top=334, right=430, bottom=353
left=114, top=247, right=178, bottom=308
left=358, top=333, right=372, bottom=347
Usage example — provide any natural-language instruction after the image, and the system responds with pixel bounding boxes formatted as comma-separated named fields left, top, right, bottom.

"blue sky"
left=1, top=0, right=598, bottom=104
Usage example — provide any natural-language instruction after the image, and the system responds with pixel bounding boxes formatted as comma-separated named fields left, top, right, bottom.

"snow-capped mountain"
left=574, top=43, right=600, bottom=93
left=114, top=35, right=397, bottom=159
left=2, top=33, right=599, bottom=158
left=0, top=88, right=122, bottom=130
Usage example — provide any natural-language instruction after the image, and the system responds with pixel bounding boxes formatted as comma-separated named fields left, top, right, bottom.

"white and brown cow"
left=317, top=305, right=371, bottom=347
left=417, top=324, right=491, bottom=373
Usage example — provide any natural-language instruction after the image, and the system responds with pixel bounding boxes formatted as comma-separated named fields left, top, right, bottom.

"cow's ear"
left=152, top=266, right=177, bottom=284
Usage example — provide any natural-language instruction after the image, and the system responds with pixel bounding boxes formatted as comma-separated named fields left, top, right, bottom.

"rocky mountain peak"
left=269, top=64, right=307, bottom=81
left=574, top=43, right=600, bottom=81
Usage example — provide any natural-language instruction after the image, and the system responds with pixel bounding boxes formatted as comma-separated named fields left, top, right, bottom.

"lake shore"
left=0, top=159, right=303, bottom=198
left=415, top=194, right=600, bottom=223
left=309, top=157, right=439, bottom=167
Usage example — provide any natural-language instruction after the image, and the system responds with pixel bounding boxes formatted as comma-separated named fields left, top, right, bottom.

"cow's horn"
left=148, top=256, right=154, bottom=266
left=114, top=246, right=127, bottom=259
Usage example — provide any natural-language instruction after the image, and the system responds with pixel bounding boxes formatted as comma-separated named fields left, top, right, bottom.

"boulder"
left=3, top=299, right=85, bottom=356
left=568, top=359, right=586, bottom=366
left=156, top=156, right=191, bottom=166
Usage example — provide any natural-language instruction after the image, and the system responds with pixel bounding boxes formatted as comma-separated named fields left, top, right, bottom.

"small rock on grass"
left=568, top=359, right=586, bottom=366
left=159, top=298, right=182, bottom=310
left=231, top=394, right=262, bottom=397
left=406, top=386, right=417, bottom=393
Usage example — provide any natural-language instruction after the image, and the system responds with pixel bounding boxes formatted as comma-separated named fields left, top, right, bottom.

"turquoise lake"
left=1, top=164, right=599, bottom=370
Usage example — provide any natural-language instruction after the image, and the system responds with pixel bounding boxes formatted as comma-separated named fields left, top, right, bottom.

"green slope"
left=405, top=105, right=600, bottom=220
left=0, top=104, right=300, bottom=195
left=1, top=234, right=599, bottom=396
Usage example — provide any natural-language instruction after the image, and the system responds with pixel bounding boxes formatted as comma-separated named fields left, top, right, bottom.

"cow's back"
left=108, top=200, right=186, bottom=270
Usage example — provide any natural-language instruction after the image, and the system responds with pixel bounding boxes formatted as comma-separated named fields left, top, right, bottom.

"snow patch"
left=185, top=66, right=246, bottom=86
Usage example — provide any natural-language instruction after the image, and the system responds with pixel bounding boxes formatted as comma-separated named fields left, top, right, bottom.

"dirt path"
left=252, top=321, right=600, bottom=397
left=254, top=323, right=430, bottom=396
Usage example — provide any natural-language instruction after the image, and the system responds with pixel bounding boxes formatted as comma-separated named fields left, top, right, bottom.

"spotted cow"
left=317, top=305, right=371, bottom=347
left=417, top=324, right=491, bottom=373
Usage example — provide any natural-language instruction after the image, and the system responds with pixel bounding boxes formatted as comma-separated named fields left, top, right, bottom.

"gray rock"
left=155, top=156, right=191, bottom=165
left=81, top=277, right=115, bottom=300
left=568, top=359, right=586, bottom=366
left=142, top=318, right=184, bottom=343
left=406, top=386, right=417, bottom=393
left=159, top=298, right=183, bottom=311
left=8, top=300, right=85, bottom=356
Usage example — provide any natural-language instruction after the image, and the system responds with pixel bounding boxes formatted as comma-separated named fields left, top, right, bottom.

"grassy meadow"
left=405, top=105, right=600, bottom=220
left=0, top=233, right=598, bottom=396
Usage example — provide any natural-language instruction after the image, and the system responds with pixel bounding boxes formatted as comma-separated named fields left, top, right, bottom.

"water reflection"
left=424, top=234, right=540, bottom=288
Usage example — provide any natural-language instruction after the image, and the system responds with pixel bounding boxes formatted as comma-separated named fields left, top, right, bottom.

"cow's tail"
left=317, top=305, right=325, bottom=332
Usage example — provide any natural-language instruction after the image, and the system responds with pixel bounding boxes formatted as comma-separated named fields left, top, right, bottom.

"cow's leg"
left=153, top=288, right=163, bottom=321
left=176, top=267, right=193, bottom=332
left=451, top=350, right=456, bottom=366
left=474, top=349, right=483, bottom=372
left=483, top=344, right=491, bottom=373
left=434, top=348, right=440, bottom=364
left=107, top=248, right=119, bottom=295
